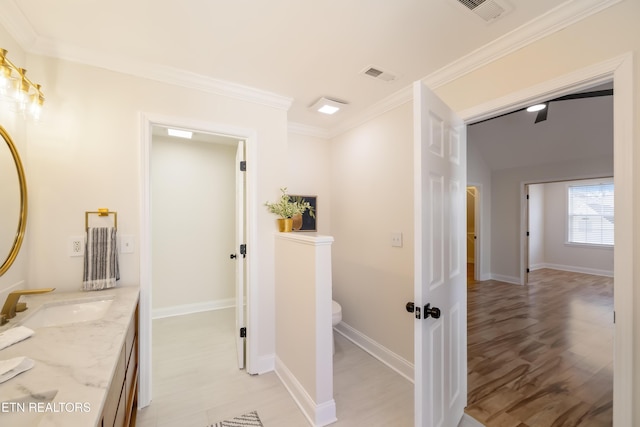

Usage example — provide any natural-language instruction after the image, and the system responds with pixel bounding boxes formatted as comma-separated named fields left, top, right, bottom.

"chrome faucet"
left=0, top=288, right=55, bottom=324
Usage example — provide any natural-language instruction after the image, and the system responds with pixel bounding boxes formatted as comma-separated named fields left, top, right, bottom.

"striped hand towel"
left=82, top=227, right=120, bottom=290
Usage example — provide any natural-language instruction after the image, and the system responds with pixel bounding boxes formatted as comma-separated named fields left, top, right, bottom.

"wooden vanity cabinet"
left=101, top=303, right=139, bottom=427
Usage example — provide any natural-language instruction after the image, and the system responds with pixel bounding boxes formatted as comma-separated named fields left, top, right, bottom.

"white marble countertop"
left=0, top=286, right=139, bottom=427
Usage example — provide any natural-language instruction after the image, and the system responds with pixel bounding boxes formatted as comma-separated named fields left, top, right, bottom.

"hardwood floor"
left=136, top=308, right=413, bottom=427
left=465, top=268, right=613, bottom=427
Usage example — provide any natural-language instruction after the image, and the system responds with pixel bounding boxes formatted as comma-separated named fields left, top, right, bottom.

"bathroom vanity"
left=0, top=286, right=139, bottom=427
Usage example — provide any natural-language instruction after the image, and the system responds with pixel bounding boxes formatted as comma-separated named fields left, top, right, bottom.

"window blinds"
left=568, top=183, right=614, bottom=246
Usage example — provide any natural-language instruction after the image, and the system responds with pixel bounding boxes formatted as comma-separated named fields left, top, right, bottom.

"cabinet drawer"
left=102, top=345, right=126, bottom=427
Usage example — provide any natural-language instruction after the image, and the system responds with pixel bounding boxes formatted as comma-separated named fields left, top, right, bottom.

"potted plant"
left=265, top=188, right=315, bottom=232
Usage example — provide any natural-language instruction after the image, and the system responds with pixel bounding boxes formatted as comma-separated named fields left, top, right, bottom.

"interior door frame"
left=458, top=53, right=634, bottom=425
left=138, top=113, right=259, bottom=407
left=466, top=184, right=482, bottom=281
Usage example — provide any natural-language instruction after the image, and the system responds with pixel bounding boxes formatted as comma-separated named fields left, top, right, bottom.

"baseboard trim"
left=152, top=298, right=235, bottom=319
left=334, top=321, right=414, bottom=383
left=489, top=273, right=521, bottom=285
left=275, top=356, right=337, bottom=427
left=254, top=354, right=275, bottom=375
left=537, top=263, right=613, bottom=277
left=459, top=413, right=485, bottom=427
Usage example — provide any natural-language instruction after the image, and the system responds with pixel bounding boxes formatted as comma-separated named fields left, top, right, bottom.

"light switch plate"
left=120, top=235, right=134, bottom=253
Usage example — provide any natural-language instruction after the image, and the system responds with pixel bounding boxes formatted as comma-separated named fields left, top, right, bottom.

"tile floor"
left=136, top=308, right=413, bottom=426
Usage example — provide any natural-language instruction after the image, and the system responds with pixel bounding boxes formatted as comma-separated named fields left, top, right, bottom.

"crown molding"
left=422, top=0, right=622, bottom=89
left=288, top=122, right=332, bottom=139
left=0, top=0, right=620, bottom=133
left=40, top=40, right=293, bottom=110
left=0, top=1, right=292, bottom=111
left=322, top=0, right=621, bottom=139
left=327, top=85, right=413, bottom=139
left=0, top=1, right=38, bottom=49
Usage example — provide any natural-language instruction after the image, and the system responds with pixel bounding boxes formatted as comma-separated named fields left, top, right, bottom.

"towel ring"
left=85, top=208, right=117, bottom=231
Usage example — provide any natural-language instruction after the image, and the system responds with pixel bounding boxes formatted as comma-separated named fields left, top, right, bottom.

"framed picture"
left=291, top=195, right=317, bottom=231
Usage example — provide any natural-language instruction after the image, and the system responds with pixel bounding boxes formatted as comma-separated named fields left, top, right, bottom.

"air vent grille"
left=361, top=66, right=397, bottom=82
left=458, top=0, right=486, bottom=10
left=455, top=0, right=508, bottom=22
left=364, top=68, right=383, bottom=78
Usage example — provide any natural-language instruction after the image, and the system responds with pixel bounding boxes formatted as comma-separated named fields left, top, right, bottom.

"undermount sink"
left=0, top=390, right=58, bottom=427
left=20, top=298, right=114, bottom=329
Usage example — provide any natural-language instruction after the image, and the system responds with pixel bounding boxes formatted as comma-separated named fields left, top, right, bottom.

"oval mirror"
left=0, top=125, right=27, bottom=276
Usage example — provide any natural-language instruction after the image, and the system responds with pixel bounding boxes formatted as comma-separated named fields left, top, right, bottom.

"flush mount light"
left=526, top=104, right=547, bottom=112
left=167, top=128, right=193, bottom=139
left=309, top=97, right=348, bottom=115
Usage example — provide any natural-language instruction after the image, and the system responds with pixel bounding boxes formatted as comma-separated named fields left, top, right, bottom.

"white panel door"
left=413, top=81, right=467, bottom=427
left=235, top=140, right=246, bottom=369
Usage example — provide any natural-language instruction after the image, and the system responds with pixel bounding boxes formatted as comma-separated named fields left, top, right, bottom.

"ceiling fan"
left=471, top=88, right=613, bottom=126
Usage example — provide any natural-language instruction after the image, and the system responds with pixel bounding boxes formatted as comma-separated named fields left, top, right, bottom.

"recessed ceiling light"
left=309, top=97, right=347, bottom=115
left=167, top=128, right=193, bottom=139
left=526, top=104, right=547, bottom=112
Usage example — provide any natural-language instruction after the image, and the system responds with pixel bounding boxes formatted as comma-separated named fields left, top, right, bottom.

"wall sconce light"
left=0, top=48, right=45, bottom=120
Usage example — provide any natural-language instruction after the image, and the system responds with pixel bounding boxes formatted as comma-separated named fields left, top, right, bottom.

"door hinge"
left=526, top=194, right=529, bottom=200
left=526, top=231, right=530, bottom=237
left=527, top=268, right=530, bottom=273
left=240, top=244, right=247, bottom=257
left=240, top=327, right=247, bottom=338
left=240, top=161, right=246, bottom=171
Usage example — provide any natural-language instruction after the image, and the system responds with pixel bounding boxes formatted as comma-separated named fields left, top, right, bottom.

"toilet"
left=331, top=300, right=342, bottom=354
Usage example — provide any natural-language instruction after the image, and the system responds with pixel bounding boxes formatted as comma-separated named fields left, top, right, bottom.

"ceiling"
left=468, top=83, right=613, bottom=171
left=0, top=0, right=619, bottom=135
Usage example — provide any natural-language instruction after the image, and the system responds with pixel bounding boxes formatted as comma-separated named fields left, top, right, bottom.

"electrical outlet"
left=69, top=236, right=84, bottom=257
left=391, top=232, right=403, bottom=248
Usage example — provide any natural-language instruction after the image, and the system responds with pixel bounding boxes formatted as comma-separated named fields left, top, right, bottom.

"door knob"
left=424, top=303, right=441, bottom=319
left=406, top=302, right=440, bottom=320
left=230, top=254, right=237, bottom=259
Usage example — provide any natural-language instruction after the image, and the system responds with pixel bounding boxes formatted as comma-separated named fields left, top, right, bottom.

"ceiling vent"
left=455, top=0, right=509, bottom=22
left=361, top=65, right=397, bottom=83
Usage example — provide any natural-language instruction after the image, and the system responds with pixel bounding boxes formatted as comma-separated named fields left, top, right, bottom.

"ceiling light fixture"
left=0, top=48, right=45, bottom=120
left=309, top=97, right=348, bottom=115
left=526, top=104, right=547, bottom=112
left=167, top=128, right=193, bottom=139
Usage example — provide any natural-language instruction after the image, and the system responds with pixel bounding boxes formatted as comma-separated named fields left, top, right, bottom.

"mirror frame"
left=0, top=125, right=28, bottom=277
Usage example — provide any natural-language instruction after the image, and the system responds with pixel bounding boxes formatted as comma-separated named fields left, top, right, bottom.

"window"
left=568, top=182, right=614, bottom=246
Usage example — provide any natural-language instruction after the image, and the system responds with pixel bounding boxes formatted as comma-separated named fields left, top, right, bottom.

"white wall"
left=329, top=101, right=414, bottom=364
left=542, top=179, right=614, bottom=276
left=11, top=52, right=288, bottom=367
left=490, top=157, right=613, bottom=283
left=287, top=131, right=332, bottom=234
left=151, top=135, right=236, bottom=312
left=528, top=184, right=545, bottom=269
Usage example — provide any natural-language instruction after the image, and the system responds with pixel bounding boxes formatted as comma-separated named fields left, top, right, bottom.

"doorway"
left=139, top=114, right=259, bottom=407
left=459, top=55, right=631, bottom=424
left=524, top=178, right=614, bottom=284
left=466, top=186, right=479, bottom=283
